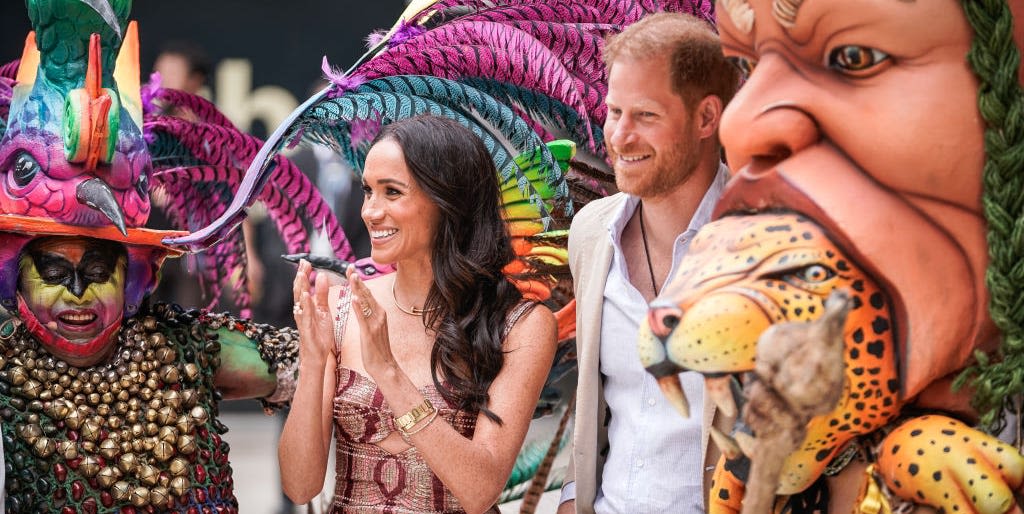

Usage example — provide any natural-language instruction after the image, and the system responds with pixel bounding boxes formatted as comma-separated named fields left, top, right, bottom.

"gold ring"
left=361, top=305, right=372, bottom=318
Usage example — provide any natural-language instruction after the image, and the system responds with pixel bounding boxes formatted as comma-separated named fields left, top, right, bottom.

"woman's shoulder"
left=503, top=301, right=555, bottom=349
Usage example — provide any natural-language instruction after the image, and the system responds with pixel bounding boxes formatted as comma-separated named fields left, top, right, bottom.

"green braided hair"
left=953, top=0, right=1024, bottom=431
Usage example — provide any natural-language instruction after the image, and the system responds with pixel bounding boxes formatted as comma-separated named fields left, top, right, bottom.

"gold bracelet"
left=394, top=397, right=436, bottom=432
left=399, top=408, right=439, bottom=439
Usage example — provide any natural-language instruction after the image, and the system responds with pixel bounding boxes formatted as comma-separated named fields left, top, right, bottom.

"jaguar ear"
left=15, top=31, right=39, bottom=87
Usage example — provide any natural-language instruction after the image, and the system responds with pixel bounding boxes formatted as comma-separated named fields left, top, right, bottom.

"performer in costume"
left=0, top=0, right=352, bottom=511
left=640, top=0, right=1024, bottom=512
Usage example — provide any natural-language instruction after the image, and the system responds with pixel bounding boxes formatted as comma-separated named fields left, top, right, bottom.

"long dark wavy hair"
left=372, top=115, right=526, bottom=424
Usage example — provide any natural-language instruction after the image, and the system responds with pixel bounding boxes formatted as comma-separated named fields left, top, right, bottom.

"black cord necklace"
left=638, top=201, right=659, bottom=296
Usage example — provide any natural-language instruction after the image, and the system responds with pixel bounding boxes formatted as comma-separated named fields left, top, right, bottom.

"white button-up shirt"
left=593, top=164, right=728, bottom=514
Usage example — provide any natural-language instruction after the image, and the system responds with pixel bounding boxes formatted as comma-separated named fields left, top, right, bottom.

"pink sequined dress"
left=328, top=286, right=531, bottom=513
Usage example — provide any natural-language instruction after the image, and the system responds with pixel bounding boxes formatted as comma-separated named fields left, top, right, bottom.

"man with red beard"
left=559, top=12, right=739, bottom=514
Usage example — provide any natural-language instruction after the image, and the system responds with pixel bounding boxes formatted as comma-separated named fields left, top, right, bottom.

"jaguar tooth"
left=735, top=431, right=757, bottom=457
left=656, top=375, right=690, bottom=418
left=706, top=375, right=738, bottom=418
left=710, top=426, right=744, bottom=460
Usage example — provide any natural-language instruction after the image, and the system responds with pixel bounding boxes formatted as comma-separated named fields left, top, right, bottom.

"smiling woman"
left=281, top=115, right=558, bottom=514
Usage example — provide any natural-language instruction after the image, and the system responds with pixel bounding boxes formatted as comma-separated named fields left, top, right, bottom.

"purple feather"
left=147, top=113, right=354, bottom=312
left=0, top=77, right=14, bottom=123
left=360, top=41, right=601, bottom=128
left=152, top=88, right=236, bottom=128
left=322, top=56, right=367, bottom=99
left=389, top=20, right=428, bottom=48
left=0, top=59, right=20, bottom=80
left=349, top=114, right=382, bottom=152
left=141, top=71, right=162, bottom=116
left=365, top=29, right=389, bottom=49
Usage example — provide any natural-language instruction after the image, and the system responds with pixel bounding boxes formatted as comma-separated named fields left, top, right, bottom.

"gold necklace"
left=392, top=281, right=438, bottom=316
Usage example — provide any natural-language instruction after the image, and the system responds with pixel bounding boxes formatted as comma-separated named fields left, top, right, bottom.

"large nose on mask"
left=720, top=54, right=821, bottom=174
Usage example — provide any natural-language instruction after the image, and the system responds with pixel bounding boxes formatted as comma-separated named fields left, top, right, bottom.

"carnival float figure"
left=0, top=0, right=354, bottom=511
left=639, top=0, right=1024, bottom=512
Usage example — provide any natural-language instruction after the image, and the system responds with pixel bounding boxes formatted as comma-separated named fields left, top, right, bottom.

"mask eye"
left=12, top=152, right=40, bottom=187
left=827, top=45, right=890, bottom=75
left=727, top=56, right=756, bottom=79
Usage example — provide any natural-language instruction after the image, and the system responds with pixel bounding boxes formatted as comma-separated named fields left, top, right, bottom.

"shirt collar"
left=606, top=162, right=730, bottom=244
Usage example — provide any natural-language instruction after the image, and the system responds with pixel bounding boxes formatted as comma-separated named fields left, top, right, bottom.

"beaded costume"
left=0, top=0, right=349, bottom=511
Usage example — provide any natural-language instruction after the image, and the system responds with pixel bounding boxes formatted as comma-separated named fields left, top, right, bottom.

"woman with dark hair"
left=279, top=115, right=557, bottom=514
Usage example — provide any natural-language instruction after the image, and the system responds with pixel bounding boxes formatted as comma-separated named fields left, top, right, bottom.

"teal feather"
left=462, top=76, right=604, bottom=154
left=498, top=426, right=570, bottom=503
left=299, top=90, right=568, bottom=222
left=356, top=76, right=565, bottom=198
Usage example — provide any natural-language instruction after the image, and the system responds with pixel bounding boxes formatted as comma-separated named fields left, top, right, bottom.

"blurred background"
left=0, top=2, right=565, bottom=512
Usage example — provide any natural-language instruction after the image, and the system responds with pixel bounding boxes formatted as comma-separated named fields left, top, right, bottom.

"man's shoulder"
left=570, top=193, right=628, bottom=235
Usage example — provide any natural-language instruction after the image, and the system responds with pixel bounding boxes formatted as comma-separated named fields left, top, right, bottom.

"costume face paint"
left=18, top=236, right=126, bottom=364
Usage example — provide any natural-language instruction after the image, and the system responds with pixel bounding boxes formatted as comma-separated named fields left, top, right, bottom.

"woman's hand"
left=293, top=259, right=334, bottom=364
left=345, top=266, right=398, bottom=377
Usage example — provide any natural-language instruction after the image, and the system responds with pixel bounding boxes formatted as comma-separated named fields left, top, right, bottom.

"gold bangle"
left=394, top=397, right=435, bottom=432
left=399, top=408, right=439, bottom=439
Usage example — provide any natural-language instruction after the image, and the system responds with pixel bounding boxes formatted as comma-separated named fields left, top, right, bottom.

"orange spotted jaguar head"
left=639, top=212, right=902, bottom=494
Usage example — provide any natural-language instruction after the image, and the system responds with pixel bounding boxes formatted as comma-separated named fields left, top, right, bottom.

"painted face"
left=712, top=0, right=994, bottom=399
left=18, top=236, right=126, bottom=366
left=360, top=139, right=441, bottom=266
left=604, top=55, right=701, bottom=199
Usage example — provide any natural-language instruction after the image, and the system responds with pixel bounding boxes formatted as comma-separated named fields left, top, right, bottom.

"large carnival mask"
left=640, top=0, right=1023, bottom=503
left=710, top=0, right=995, bottom=407
left=17, top=236, right=126, bottom=367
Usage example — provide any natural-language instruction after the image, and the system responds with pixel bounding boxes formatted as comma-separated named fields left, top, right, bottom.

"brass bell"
left=81, top=420, right=101, bottom=442
left=22, top=379, right=42, bottom=399
left=157, top=407, right=176, bottom=426
left=57, top=440, right=78, bottom=460
left=79, top=455, right=101, bottom=477
left=177, top=434, right=197, bottom=455
left=17, top=423, right=41, bottom=444
left=130, top=485, right=150, bottom=507
left=149, top=332, right=167, bottom=347
left=164, top=390, right=182, bottom=410
left=97, top=466, right=122, bottom=488
left=32, top=436, right=55, bottom=458
left=169, top=476, right=190, bottom=497
left=118, top=452, right=139, bottom=474
left=10, top=366, right=28, bottom=386
left=169, top=457, right=189, bottom=477
left=189, top=406, right=209, bottom=425
left=153, top=440, right=175, bottom=462
left=150, top=486, right=169, bottom=508
left=175, top=415, right=193, bottom=435
left=112, top=480, right=132, bottom=501
left=159, top=365, right=180, bottom=384
left=158, top=425, right=178, bottom=443
left=137, top=464, right=159, bottom=486
left=156, top=347, right=177, bottom=365
left=183, top=363, right=200, bottom=382
left=100, top=438, right=121, bottom=460
left=181, top=389, right=199, bottom=408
